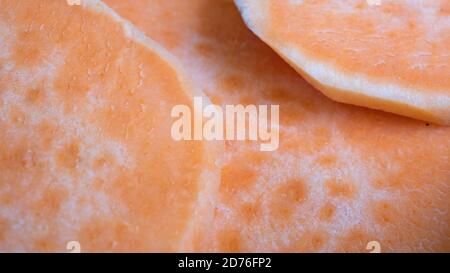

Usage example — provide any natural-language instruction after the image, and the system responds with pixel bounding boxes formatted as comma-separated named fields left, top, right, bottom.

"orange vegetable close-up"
left=0, top=0, right=449, bottom=255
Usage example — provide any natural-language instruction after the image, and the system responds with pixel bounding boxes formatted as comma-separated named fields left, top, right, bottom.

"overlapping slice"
left=234, top=0, right=450, bottom=125
left=0, top=0, right=220, bottom=252
left=106, top=0, right=450, bottom=252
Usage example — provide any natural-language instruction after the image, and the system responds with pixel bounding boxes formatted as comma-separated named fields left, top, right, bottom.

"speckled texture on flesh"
left=235, top=0, right=450, bottom=125
left=106, top=0, right=450, bottom=252
left=0, top=0, right=220, bottom=252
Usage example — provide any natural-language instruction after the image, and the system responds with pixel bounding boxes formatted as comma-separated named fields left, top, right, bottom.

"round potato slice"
left=235, top=0, right=450, bottom=125
left=0, top=0, right=220, bottom=252
left=106, top=0, right=450, bottom=252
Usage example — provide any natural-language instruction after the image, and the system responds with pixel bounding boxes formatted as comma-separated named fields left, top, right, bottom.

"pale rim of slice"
left=86, top=0, right=223, bottom=251
left=234, top=0, right=450, bottom=125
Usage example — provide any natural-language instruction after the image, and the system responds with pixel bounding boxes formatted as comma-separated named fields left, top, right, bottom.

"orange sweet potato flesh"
left=261, top=0, right=450, bottom=93
left=0, top=0, right=220, bottom=252
left=235, top=0, right=450, bottom=125
left=106, top=0, right=450, bottom=252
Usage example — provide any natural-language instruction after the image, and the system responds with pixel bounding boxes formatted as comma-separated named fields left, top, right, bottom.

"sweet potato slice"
left=235, top=0, right=450, bottom=125
left=106, top=0, right=450, bottom=252
left=0, top=0, right=220, bottom=252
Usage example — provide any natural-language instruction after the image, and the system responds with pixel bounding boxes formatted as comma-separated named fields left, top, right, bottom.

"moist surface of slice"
left=235, top=0, right=450, bottom=125
left=0, top=0, right=219, bottom=252
left=105, top=0, right=450, bottom=252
